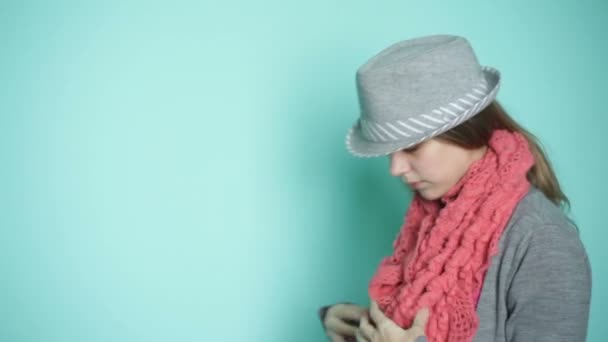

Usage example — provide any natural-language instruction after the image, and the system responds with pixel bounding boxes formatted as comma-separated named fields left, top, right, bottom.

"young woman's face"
left=388, top=138, right=488, bottom=200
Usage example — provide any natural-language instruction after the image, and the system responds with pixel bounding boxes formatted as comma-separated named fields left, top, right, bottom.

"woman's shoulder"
left=497, top=190, right=592, bottom=342
left=506, top=185, right=578, bottom=236
left=500, top=185, right=588, bottom=262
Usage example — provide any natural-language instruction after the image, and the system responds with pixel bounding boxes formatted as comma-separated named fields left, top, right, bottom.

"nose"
left=389, top=152, right=412, bottom=177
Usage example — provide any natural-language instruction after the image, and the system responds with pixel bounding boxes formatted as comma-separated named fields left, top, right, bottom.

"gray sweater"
left=472, top=186, right=591, bottom=341
left=319, top=186, right=592, bottom=341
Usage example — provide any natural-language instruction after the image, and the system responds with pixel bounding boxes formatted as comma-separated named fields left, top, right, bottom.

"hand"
left=355, top=301, right=429, bottom=342
left=323, top=303, right=369, bottom=342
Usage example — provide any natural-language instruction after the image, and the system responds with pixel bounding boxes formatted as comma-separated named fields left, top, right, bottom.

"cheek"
left=417, top=157, right=446, bottom=181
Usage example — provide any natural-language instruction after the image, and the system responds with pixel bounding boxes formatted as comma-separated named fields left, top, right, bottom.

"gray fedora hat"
left=345, top=34, right=501, bottom=158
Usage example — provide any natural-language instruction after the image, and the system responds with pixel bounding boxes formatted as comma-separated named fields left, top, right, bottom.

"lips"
left=407, top=181, right=423, bottom=189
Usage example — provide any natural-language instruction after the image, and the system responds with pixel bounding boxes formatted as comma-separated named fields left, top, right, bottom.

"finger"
left=326, top=315, right=358, bottom=336
left=326, top=330, right=347, bottom=342
left=412, top=307, right=430, bottom=329
left=368, top=301, right=386, bottom=327
left=355, top=329, right=370, bottom=342
left=335, top=304, right=369, bottom=321
left=359, top=315, right=376, bottom=340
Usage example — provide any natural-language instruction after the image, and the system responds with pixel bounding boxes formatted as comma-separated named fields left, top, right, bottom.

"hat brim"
left=345, top=66, right=501, bottom=158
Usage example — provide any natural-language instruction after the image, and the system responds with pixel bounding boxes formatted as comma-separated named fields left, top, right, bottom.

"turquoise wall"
left=1, top=1, right=606, bottom=341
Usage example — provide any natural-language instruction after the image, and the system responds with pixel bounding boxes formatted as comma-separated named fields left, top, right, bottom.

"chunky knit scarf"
left=368, top=129, right=535, bottom=342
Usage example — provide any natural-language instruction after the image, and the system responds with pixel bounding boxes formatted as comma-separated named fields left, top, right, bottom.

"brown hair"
left=435, top=100, right=578, bottom=230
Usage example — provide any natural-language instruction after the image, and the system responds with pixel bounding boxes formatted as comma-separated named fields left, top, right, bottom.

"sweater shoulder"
left=498, top=186, right=585, bottom=264
left=503, top=186, right=578, bottom=240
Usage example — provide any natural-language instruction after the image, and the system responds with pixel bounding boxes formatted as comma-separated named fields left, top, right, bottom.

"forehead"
left=390, top=137, right=455, bottom=156
left=408, top=137, right=437, bottom=149
left=391, top=137, right=451, bottom=155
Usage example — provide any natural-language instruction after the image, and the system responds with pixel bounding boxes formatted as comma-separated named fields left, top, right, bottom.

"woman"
left=318, top=35, right=592, bottom=342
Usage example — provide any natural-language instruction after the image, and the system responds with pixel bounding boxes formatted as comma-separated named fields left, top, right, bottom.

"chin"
left=417, top=188, right=442, bottom=201
left=419, top=192, right=439, bottom=201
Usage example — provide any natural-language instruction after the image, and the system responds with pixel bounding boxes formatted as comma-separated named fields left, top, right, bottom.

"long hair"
left=435, top=100, right=578, bottom=231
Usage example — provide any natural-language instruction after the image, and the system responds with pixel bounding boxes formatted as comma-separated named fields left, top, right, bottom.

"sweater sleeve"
left=505, top=224, right=592, bottom=342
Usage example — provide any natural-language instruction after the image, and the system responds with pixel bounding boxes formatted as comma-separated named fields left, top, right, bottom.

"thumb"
left=412, top=307, right=430, bottom=329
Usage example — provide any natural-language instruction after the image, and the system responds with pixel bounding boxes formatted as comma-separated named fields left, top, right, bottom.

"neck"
left=472, top=145, right=488, bottom=162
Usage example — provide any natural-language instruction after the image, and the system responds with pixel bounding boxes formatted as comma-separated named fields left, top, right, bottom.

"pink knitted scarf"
left=368, top=129, right=535, bottom=342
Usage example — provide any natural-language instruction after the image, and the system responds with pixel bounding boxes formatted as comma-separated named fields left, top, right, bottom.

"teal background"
left=1, top=1, right=606, bottom=341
